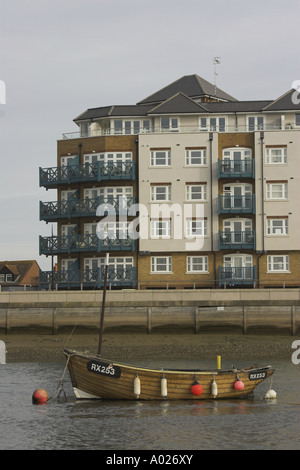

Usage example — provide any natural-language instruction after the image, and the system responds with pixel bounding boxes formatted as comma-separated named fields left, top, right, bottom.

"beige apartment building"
left=39, top=74, right=300, bottom=289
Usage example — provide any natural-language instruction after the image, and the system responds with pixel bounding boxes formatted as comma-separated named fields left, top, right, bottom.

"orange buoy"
left=191, top=381, right=203, bottom=396
left=234, top=380, right=244, bottom=391
left=32, top=388, right=48, bottom=404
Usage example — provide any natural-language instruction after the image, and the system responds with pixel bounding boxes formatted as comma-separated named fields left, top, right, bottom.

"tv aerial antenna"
left=213, top=57, right=221, bottom=98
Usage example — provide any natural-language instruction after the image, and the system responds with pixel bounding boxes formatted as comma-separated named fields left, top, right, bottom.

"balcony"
left=40, top=196, right=136, bottom=221
left=61, top=122, right=294, bottom=140
left=218, top=266, right=256, bottom=287
left=39, top=161, right=136, bottom=188
left=218, top=159, right=255, bottom=179
left=39, top=234, right=135, bottom=255
left=218, top=195, right=255, bottom=214
left=39, top=267, right=136, bottom=290
left=218, top=230, right=256, bottom=250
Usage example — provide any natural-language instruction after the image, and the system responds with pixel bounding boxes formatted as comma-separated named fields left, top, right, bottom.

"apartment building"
left=39, top=74, right=300, bottom=289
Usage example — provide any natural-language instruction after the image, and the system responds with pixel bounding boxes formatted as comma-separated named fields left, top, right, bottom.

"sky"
left=0, top=0, right=299, bottom=271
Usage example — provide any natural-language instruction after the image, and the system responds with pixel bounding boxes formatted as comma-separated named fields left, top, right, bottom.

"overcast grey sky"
left=0, top=0, right=299, bottom=271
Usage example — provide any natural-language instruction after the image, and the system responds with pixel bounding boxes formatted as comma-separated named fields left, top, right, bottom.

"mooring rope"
left=47, top=355, right=70, bottom=402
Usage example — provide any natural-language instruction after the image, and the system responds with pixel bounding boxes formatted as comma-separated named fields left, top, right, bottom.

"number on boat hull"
left=87, top=360, right=121, bottom=379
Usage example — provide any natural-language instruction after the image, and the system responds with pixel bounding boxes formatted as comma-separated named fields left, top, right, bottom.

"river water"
left=1, top=357, right=299, bottom=451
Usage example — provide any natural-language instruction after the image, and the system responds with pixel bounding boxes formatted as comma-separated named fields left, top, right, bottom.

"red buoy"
left=32, top=389, right=48, bottom=404
left=191, top=381, right=203, bottom=396
left=234, top=380, right=244, bottom=391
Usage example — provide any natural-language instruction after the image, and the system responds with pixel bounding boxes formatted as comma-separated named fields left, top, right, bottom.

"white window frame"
left=160, top=117, right=179, bottom=132
left=150, top=185, right=171, bottom=202
left=150, top=220, right=171, bottom=239
left=84, top=186, right=133, bottom=199
left=267, top=218, right=288, bottom=236
left=84, top=257, right=133, bottom=270
left=266, top=182, right=288, bottom=199
left=266, top=147, right=287, bottom=164
left=150, top=150, right=171, bottom=167
left=84, top=152, right=132, bottom=164
left=267, top=255, right=289, bottom=272
left=199, top=117, right=226, bottom=132
left=185, top=219, right=207, bottom=238
left=98, top=221, right=129, bottom=240
left=247, top=115, right=264, bottom=131
left=186, top=256, right=208, bottom=273
left=295, top=114, right=300, bottom=127
left=151, top=256, right=172, bottom=273
left=186, top=184, right=207, bottom=201
left=185, top=148, right=207, bottom=166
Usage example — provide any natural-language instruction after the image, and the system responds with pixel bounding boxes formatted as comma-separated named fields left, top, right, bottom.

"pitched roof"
left=0, top=260, right=40, bottom=285
left=137, top=74, right=238, bottom=105
left=148, top=93, right=208, bottom=114
left=74, top=104, right=154, bottom=122
left=263, top=89, right=300, bottom=111
left=202, top=100, right=273, bottom=113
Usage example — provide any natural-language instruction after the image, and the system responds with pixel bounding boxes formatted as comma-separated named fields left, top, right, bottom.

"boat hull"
left=65, top=350, right=274, bottom=401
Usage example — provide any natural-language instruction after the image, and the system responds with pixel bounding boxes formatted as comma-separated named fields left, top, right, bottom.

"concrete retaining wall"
left=1, top=289, right=300, bottom=335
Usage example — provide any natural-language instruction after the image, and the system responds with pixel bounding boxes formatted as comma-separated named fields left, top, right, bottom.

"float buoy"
left=161, top=377, right=167, bottom=398
left=32, top=388, right=48, bottom=404
left=234, top=380, right=244, bottom=391
left=191, top=381, right=203, bottom=396
left=264, top=389, right=277, bottom=399
left=211, top=379, right=218, bottom=398
left=134, top=375, right=141, bottom=399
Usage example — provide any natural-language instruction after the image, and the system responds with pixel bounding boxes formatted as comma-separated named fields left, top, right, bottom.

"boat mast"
left=97, top=253, right=109, bottom=357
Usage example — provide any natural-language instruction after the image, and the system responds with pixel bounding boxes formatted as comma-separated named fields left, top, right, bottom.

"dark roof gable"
left=137, top=74, right=238, bottom=105
left=263, top=89, right=300, bottom=111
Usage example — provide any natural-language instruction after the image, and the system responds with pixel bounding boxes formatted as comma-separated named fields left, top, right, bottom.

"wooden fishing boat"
left=64, top=350, right=274, bottom=400
left=64, top=254, right=275, bottom=401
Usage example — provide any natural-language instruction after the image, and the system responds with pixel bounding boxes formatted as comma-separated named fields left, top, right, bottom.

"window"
left=187, top=256, right=208, bottom=273
left=161, top=117, right=179, bottom=132
left=186, top=184, right=207, bottom=201
left=267, top=218, right=288, bottom=235
left=84, top=151, right=132, bottom=165
left=84, top=186, right=133, bottom=199
left=266, top=147, right=287, bottom=164
left=248, top=116, right=264, bottom=131
left=295, top=114, right=300, bottom=127
left=113, top=119, right=151, bottom=135
left=185, top=148, right=207, bottom=166
left=150, top=150, right=171, bottom=166
left=114, top=119, right=123, bottom=134
left=185, top=219, right=207, bottom=237
left=267, top=255, right=289, bottom=272
left=84, top=257, right=133, bottom=270
left=266, top=182, right=288, bottom=199
left=199, top=117, right=226, bottom=132
left=150, top=185, right=171, bottom=202
left=150, top=220, right=171, bottom=239
left=151, top=256, right=172, bottom=273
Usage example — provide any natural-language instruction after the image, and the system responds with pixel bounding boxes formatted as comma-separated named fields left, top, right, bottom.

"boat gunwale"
left=64, top=349, right=274, bottom=376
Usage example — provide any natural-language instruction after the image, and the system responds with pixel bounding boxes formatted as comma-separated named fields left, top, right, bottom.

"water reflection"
left=0, top=359, right=300, bottom=450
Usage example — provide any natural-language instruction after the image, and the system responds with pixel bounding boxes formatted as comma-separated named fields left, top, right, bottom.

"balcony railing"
left=218, top=230, right=256, bottom=250
left=218, top=266, right=256, bottom=287
left=61, top=123, right=297, bottom=140
left=39, top=234, right=135, bottom=255
left=39, top=267, right=136, bottom=289
left=218, top=159, right=255, bottom=179
left=218, top=195, right=255, bottom=214
left=40, top=196, right=136, bottom=221
left=39, top=161, right=135, bottom=188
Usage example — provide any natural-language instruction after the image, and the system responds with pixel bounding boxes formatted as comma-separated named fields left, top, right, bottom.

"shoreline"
left=1, top=332, right=296, bottom=363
